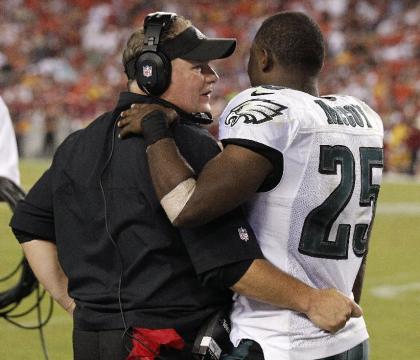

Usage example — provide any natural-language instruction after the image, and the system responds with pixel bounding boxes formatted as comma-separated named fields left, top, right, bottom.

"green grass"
left=0, top=159, right=73, bottom=359
left=363, top=182, right=420, bottom=359
left=377, top=181, right=420, bottom=203
left=1, top=160, right=419, bottom=359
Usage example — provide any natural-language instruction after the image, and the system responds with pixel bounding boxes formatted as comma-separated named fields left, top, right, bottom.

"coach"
left=10, top=12, right=357, bottom=360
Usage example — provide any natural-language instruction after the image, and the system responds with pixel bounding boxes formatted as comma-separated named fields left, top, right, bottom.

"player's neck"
left=275, top=74, right=319, bottom=97
left=256, top=68, right=319, bottom=97
left=299, top=81, right=319, bottom=97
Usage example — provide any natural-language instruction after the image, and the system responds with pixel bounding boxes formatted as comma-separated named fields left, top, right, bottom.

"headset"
left=134, top=12, right=177, bottom=96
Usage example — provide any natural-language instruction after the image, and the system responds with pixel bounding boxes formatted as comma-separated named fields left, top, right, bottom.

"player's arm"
left=20, top=238, right=75, bottom=315
left=148, top=138, right=271, bottom=226
left=118, top=106, right=272, bottom=227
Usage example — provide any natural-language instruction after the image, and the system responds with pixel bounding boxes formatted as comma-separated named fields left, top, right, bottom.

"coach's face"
left=162, top=58, right=219, bottom=113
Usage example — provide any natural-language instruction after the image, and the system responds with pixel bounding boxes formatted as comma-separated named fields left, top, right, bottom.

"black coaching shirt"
left=10, top=92, right=262, bottom=339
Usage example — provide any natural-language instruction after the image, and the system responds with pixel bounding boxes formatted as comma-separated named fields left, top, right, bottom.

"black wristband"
left=142, top=110, right=174, bottom=147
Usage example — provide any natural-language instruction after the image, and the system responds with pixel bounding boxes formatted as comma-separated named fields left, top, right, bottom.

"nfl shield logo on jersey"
left=143, top=65, right=153, bottom=78
left=238, top=227, right=249, bottom=242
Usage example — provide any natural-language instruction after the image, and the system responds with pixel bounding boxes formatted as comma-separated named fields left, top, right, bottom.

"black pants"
left=222, top=339, right=369, bottom=360
left=320, top=340, right=369, bottom=360
left=73, top=328, right=194, bottom=360
left=221, top=339, right=264, bottom=360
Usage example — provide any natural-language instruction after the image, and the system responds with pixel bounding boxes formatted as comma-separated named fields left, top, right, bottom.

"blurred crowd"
left=0, top=0, right=419, bottom=175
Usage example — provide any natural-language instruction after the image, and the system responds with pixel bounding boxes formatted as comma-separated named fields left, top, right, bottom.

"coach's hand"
left=306, top=288, right=363, bottom=333
left=64, top=298, right=76, bottom=316
left=118, top=103, right=178, bottom=138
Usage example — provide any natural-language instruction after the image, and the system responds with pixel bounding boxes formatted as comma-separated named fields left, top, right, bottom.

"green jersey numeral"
left=299, top=146, right=383, bottom=259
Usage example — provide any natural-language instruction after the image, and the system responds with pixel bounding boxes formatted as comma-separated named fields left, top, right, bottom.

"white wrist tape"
left=160, top=178, right=196, bottom=223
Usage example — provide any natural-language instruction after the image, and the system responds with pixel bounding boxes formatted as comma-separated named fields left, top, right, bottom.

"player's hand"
left=118, top=103, right=178, bottom=139
left=305, top=288, right=363, bottom=333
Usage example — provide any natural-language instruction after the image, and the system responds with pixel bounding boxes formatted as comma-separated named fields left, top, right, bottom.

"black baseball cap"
left=161, top=26, right=237, bottom=61
left=124, top=24, right=236, bottom=80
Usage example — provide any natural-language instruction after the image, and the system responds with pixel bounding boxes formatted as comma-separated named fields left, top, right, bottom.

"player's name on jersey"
left=315, top=99, right=372, bottom=129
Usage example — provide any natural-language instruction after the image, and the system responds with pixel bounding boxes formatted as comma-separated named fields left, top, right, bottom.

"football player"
left=0, top=96, right=20, bottom=185
left=118, top=12, right=383, bottom=360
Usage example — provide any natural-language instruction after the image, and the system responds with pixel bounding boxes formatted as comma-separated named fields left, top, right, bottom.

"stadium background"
left=0, top=0, right=419, bottom=359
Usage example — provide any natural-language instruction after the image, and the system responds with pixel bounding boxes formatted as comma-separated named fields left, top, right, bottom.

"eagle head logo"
left=225, top=99, right=288, bottom=127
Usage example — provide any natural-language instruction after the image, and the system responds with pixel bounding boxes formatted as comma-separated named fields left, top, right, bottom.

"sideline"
left=370, top=282, right=420, bottom=299
left=382, top=173, right=420, bottom=185
left=376, top=202, right=420, bottom=215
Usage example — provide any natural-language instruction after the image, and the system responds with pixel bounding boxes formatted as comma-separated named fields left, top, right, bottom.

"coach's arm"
left=229, top=259, right=362, bottom=333
left=19, top=237, right=75, bottom=315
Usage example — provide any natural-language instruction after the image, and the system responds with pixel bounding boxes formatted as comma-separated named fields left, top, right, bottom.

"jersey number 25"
left=298, top=145, right=383, bottom=260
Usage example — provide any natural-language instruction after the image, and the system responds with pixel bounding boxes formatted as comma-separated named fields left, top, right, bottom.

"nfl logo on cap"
left=238, top=227, right=249, bottom=242
left=143, top=65, right=153, bottom=78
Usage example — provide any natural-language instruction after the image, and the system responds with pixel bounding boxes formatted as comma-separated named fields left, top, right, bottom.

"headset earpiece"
left=136, top=52, right=171, bottom=96
left=135, top=12, right=176, bottom=96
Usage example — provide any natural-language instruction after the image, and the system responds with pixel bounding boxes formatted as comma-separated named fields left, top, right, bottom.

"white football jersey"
left=219, top=86, right=384, bottom=360
left=0, top=96, right=20, bottom=185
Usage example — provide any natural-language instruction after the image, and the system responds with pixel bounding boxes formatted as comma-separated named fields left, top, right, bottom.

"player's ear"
left=260, top=48, right=273, bottom=72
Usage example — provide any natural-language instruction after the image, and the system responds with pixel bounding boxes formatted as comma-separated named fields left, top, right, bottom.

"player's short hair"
left=255, top=11, right=324, bottom=75
left=122, top=16, right=192, bottom=77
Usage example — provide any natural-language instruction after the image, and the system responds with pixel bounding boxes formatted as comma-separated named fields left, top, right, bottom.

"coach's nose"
left=204, top=64, right=219, bottom=83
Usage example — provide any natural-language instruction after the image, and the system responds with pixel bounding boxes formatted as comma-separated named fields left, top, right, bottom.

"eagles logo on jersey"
left=224, top=99, right=288, bottom=127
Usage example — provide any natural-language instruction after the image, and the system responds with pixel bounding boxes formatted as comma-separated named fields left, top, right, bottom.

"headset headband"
left=142, top=12, right=176, bottom=52
left=124, top=12, right=176, bottom=80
